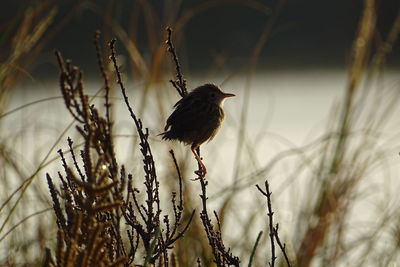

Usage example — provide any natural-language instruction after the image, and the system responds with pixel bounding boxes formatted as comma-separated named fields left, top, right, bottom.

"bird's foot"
left=192, top=169, right=206, bottom=180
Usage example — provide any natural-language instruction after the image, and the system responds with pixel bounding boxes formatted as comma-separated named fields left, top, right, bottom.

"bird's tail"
left=158, top=131, right=177, bottom=141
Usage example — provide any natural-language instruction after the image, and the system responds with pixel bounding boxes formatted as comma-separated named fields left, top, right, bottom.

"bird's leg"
left=191, top=145, right=207, bottom=177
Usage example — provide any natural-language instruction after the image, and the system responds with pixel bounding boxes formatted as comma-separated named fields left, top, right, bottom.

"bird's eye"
left=210, top=93, right=216, bottom=98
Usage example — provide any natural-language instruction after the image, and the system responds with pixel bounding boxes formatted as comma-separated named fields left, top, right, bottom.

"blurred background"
left=1, top=0, right=400, bottom=266
left=1, top=0, right=399, bottom=76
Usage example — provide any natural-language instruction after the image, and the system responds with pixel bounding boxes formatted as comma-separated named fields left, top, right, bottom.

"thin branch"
left=169, top=150, right=183, bottom=211
left=165, top=27, right=187, bottom=97
left=256, top=181, right=276, bottom=267
left=274, top=224, right=292, bottom=267
left=257, top=180, right=292, bottom=267
left=248, top=231, right=263, bottom=267
left=94, top=30, right=112, bottom=126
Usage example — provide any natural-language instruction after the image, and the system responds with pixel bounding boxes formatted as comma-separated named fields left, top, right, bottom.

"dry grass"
left=0, top=0, right=400, bottom=266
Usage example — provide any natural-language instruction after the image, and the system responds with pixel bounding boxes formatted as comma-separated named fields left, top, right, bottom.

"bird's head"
left=193, top=84, right=235, bottom=106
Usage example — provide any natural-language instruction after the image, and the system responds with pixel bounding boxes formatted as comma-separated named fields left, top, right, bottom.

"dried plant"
left=0, top=0, right=395, bottom=265
left=0, top=1, right=56, bottom=114
left=110, top=38, right=195, bottom=265
left=45, top=32, right=194, bottom=267
left=294, top=1, right=398, bottom=266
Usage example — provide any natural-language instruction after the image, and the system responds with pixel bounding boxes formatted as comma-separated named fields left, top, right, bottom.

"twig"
left=166, top=27, right=187, bottom=97
left=274, top=224, right=292, bottom=267
left=67, top=137, right=85, bottom=181
left=256, top=181, right=276, bottom=267
left=169, top=150, right=183, bottom=212
left=248, top=231, right=263, bottom=267
left=94, top=30, right=112, bottom=127
left=110, top=38, right=160, bottom=253
left=256, top=180, right=292, bottom=267
left=109, top=39, right=139, bottom=127
left=198, top=173, right=239, bottom=266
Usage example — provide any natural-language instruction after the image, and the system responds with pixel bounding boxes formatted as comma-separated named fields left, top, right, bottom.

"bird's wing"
left=165, top=95, right=208, bottom=132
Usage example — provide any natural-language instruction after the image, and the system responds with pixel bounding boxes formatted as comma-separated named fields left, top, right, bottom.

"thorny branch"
left=256, top=180, right=292, bottom=267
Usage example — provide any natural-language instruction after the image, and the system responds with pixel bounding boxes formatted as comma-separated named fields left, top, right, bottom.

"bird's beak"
left=222, top=93, right=235, bottom=98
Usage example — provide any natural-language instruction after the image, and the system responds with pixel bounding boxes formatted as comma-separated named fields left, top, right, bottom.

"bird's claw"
left=192, top=169, right=206, bottom=180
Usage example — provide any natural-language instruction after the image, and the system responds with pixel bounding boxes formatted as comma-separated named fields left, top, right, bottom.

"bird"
left=161, top=83, right=235, bottom=176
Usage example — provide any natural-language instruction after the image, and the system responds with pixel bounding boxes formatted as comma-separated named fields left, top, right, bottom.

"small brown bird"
left=161, top=84, right=235, bottom=176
